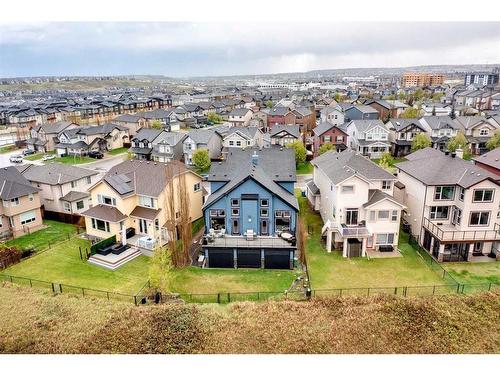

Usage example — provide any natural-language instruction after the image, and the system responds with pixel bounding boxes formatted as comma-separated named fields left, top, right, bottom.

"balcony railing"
left=202, top=235, right=296, bottom=248
left=423, top=217, right=500, bottom=242
left=339, top=224, right=371, bottom=237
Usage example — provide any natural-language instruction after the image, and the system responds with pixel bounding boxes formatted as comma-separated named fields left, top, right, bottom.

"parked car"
left=9, top=154, right=24, bottom=163
left=42, top=154, right=56, bottom=161
left=190, top=123, right=201, bottom=129
left=22, top=149, right=35, bottom=156
left=88, top=151, right=104, bottom=159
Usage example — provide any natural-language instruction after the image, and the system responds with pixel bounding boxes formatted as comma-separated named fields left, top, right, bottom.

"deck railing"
left=423, top=218, right=500, bottom=242
left=202, top=235, right=296, bottom=248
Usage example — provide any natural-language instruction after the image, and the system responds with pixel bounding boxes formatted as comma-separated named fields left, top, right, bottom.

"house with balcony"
left=386, top=118, right=427, bottom=157
left=453, top=116, right=499, bottom=156
left=201, top=148, right=298, bottom=269
left=0, top=167, right=43, bottom=239
left=307, top=149, right=403, bottom=257
left=419, top=116, right=461, bottom=151
left=395, top=147, right=500, bottom=262
left=82, top=159, right=203, bottom=263
left=19, top=163, right=100, bottom=217
left=344, top=119, right=391, bottom=159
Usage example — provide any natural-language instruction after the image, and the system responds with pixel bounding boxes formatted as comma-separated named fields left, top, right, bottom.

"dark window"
left=231, top=198, right=240, bottom=207
left=260, top=199, right=269, bottom=207
left=469, top=211, right=490, bottom=226
left=76, top=200, right=84, bottom=210
left=434, top=186, right=455, bottom=200
left=430, top=206, right=449, bottom=220
left=473, top=189, right=494, bottom=203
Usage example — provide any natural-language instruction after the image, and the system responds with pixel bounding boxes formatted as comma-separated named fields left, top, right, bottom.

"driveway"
left=81, top=153, right=129, bottom=172
left=0, top=147, right=27, bottom=168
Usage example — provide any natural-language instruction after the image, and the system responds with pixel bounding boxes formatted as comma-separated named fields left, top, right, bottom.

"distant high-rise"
left=401, top=72, right=444, bottom=88
left=464, top=70, right=499, bottom=86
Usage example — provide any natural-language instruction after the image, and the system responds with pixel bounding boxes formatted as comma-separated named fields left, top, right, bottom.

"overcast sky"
left=0, top=22, right=499, bottom=78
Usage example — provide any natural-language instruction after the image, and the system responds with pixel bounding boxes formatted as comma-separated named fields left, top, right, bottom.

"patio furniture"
left=245, top=229, right=256, bottom=241
left=215, top=228, right=226, bottom=238
left=281, top=232, right=293, bottom=241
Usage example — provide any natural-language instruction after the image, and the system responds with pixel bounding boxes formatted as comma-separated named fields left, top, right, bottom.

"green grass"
left=5, top=220, right=78, bottom=251
left=169, top=267, right=299, bottom=294
left=2, top=237, right=150, bottom=294
left=297, top=192, right=444, bottom=290
left=443, top=262, right=500, bottom=284
left=191, top=217, right=205, bottom=236
left=45, top=156, right=95, bottom=165
left=296, top=161, right=313, bottom=175
left=0, top=145, right=16, bottom=154
left=23, top=151, right=56, bottom=161
left=107, top=147, right=129, bottom=156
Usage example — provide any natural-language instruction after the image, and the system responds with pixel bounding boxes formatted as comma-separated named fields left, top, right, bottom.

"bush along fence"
left=90, top=235, right=116, bottom=255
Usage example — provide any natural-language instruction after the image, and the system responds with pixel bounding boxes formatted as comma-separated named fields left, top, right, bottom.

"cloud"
left=0, top=22, right=499, bottom=77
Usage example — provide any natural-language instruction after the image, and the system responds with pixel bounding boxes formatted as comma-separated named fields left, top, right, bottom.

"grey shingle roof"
left=81, top=204, right=127, bottom=222
left=229, top=108, right=251, bottom=117
left=270, top=124, right=300, bottom=139
left=129, top=206, right=161, bottom=220
left=0, top=167, right=40, bottom=200
left=387, top=119, right=426, bottom=132
left=348, top=119, right=387, bottom=133
left=132, top=128, right=163, bottom=142
left=59, top=191, right=90, bottom=202
left=363, top=189, right=402, bottom=208
left=396, top=147, right=498, bottom=188
left=208, top=148, right=296, bottom=183
left=21, top=164, right=98, bottom=185
left=473, top=147, right=500, bottom=170
left=312, top=149, right=396, bottom=185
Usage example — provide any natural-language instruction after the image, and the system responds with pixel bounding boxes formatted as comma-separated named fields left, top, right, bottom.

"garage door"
left=264, top=250, right=291, bottom=269
left=208, top=249, right=234, bottom=268
left=237, top=249, right=261, bottom=268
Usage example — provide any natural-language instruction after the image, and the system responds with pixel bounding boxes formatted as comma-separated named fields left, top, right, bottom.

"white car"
left=42, top=154, right=56, bottom=161
left=9, top=154, right=24, bottom=163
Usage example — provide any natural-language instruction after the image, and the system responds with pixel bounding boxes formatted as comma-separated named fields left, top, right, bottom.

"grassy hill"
left=0, top=284, right=498, bottom=354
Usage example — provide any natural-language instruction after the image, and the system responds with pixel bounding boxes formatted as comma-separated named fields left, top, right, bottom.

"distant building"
left=402, top=72, right=444, bottom=88
left=464, top=71, right=499, bottom=87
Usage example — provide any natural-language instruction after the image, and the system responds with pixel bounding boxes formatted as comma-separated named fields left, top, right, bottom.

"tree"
left=333, top=93, right=342, bottom=102
left=192, top=148, right=211, bottom=172
left=400, top=107, right=420, bottom=119
left=318, top=143, right=335, bottom=156
left=149, top=245, right=173, bottom=292
left=447, top=132, right=468, bottom=152
left=487, top=130, right=500, bottom=150
left=208, top=112, right=223, bottom=124
left=151, top=119, right=163, bottom=130
left=378, top=152, right=394, bottom=168
left=265, top=100, right=273, bottom=109
left=411, top=133, right=432, bottom=152
left=286, top=140, right=307, bottom=165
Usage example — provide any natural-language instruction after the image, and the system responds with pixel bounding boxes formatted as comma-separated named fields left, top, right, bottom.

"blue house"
left=202, top=148, right=298, bottom=269
left=344, top=105, right=379, bottom=122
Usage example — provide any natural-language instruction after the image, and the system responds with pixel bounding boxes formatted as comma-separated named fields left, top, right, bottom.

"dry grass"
left=0, top=283, right=498, bottom=354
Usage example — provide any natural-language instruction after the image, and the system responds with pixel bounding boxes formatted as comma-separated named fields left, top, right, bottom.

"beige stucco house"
left=81, top=159, right=203, bottom=252
left=0, top=167, right=43, bottom=238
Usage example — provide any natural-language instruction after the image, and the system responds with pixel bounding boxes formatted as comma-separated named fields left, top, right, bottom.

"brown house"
left=365, top=100, right=408, bottom=121
left=312, top=122, right=348, bottom=157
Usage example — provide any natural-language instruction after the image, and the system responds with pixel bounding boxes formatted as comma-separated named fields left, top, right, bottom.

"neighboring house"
left=20, top=164, right=99, bottom=216
left=344, top=105, right=379, bottom=122
left=269, top=124, right=301, bottom=147
left=421, top=102, right=452, bottom=117
left=141, top=109, right=180, bottom=132
left=27, top=121, right=79, bottom=152
left=112, top=114, right=146, bottom=137
left=55, top=123, right=129, bottom=156
left=202, top=148, right=298, bottom=269
left=395, top=147, right=500, bottom=262
left=82, top=159, right=203, bottom=251
left=267, top=106, right=296, bottom=129
left=222, top=126, right=264, bottom=150
left=228, top=108, right=253, bottom=127
left=386, top=118, right=427, bottom=157
left=419, top=116, right=461, bottom=151
left=252, top=108, right=269, bottom=130
left=344, top=120, right=391, bottom=159
left=183, top=127, right=227, bottom=166
left=129, top=128, right=186, bottom=162
left=319, top=105, right=344, bottom=126
left=365, top=99, right=408, bottom=120
left=307, top=149, right=403, bottom=257
left=292, top=106, right=316, bottom=134
left=454, top=116, right=498, bottom=155
left=0, top=167, right=43, bottom=238
left=473, top=147, right=500, bottom=180
left=312, top=122, right=348, bottom=157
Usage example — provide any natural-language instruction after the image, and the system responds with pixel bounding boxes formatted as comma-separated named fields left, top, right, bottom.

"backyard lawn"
left=168, top=267, right=299, bottom=294
left=443, top=262, right=500, bottom=284
left=5, top=220, right=78, bottom=251
left=296, top=161, right=313, bottom=175
left=297, top=192, right=445, bottom=290
left=2, top=237, right=150, bottom=295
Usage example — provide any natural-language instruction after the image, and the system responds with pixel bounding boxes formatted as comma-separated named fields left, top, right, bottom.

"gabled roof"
left=453, top=116, right=491, bottom=130
left=20, top=164, right=98, bottom=185
left=420, top=116, right=460, bottom=130
left=387, top=118, right=426, bottom=132
left=473, top=147, right=500, bottom=171
left=204, top=164, right=298, bottom=210
left=0, top=166, right=40, bottom=200
left=346, top=105, right=378, bottom=114
left=348, top=119, right=387, bottom=133
left=313, top=122, right=347, bottom=136
left=81, top=204, right=127, bottom=222
left=131, top=128, right=163, bottom=142
left=229, top=108, right=252, bottom=117
left=268, top=106, right=291, bottom=116
left=396, top=147, right=498, bottom=188
left=270, top=124, right=300, bottom=139
left=311, top=149, right=396, bottom=185
left=363, top=189, right=404, bottom=208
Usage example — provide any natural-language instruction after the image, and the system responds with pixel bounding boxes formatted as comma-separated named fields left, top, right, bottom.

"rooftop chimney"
left=252, top=151, right=259, bottom=166
left=455, top=148, right=464, bottom=159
